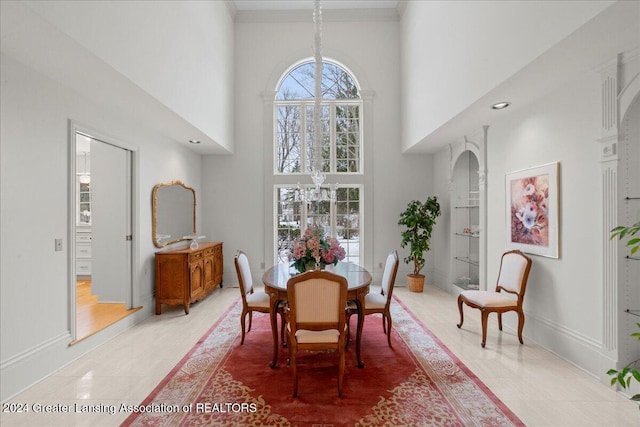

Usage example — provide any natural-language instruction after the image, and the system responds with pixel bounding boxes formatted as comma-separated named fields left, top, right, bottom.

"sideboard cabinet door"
left=155, top=242, right=223, bottom=314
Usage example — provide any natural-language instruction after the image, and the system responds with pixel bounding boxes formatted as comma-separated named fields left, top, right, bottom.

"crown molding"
left=234, top=8, right=400, bottom=23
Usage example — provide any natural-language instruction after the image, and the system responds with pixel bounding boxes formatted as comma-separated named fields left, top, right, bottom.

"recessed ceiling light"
left=189, top=139, right=201, bottom=144
left=491, top=102, right=511, bottom=110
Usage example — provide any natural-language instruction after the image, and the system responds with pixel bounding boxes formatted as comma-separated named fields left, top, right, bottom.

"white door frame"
left=68, top=120, right=139, bottom=341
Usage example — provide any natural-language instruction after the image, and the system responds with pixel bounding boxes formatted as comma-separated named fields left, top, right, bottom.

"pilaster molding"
left=597, top=55, right=620, bottom=142
left=597, top=135, right=619, bottom=164
left=479, top=125, right=489, bottom=289
left=597, top=56, right=621, bottom=356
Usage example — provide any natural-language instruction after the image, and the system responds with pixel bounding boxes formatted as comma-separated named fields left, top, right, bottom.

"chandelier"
left=295, top=0, right=337, bottom=204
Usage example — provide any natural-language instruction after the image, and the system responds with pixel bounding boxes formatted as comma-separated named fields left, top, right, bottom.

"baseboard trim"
left=1, top=295, right=154, bottom=402
left=0, top=331, right=71, bottom=371
left=504, top=310, right=607, bottom=381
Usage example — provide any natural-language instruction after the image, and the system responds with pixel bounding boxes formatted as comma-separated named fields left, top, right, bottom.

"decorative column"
left=262, top=90, right=277, bottom=267
left=597, top=56, right=620, bottom=369
left=360, top=89, right=375, bottom=273
left=478, top=125, right=489, bottom=290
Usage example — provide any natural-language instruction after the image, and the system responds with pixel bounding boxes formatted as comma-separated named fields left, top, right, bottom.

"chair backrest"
left=234, top=250, right=253, bottom=300
left=496, top=250, right=532, bottom=296
left=380, top=250, right=399, bottom=299
left=287, top=270, right=348, bottom=332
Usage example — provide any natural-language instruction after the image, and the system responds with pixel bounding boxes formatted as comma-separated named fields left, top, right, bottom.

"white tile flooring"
left=1, top=285, right=638, bottom=426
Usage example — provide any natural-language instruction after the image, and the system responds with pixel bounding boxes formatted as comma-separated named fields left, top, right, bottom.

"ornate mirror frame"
left=152, top=181, right=196, bottom=248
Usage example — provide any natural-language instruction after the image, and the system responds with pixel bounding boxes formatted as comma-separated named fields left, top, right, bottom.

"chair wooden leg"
left=291, top=348, right=298, bottom=397
left=279, top=311, right=286, bottom=348
left=240, top=309, right=248, bottom=344
left=385, top=313, right=393, bottom=348
left=247, top=311, right=253, bottom=332
left=498, top=313, right=503, bottom=331
left=345, top=311, right=352, bottom=348
left=517, top=310, right=525, bottom=344
left=456, top=296, right=465, bottom=328
left=480, top=309, right=489, bottom=348
left=382, top=314, right=387, bottom=334
left=338, top=348, right=345, bottom=398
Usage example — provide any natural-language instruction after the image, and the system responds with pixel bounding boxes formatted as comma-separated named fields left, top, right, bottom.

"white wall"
left=201, top=17, right=437, bottom=287
left=23, top=0, right=235, bottom=153
left=0, top=54, right=202, bottom=400
left=430, top=147, right=453, bottom=288
left=487, top=70, right=603, bottom=334
left=431, top=63, right=620, bottom=378
left=399, top=0, right=614, bottom=152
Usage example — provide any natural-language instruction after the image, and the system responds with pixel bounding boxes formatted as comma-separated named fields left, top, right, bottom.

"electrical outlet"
left=378, top=262, right=383, bottom=268
left=260, top=262, right=265, bottom=269
left=55, top=238, right=63, bottom=251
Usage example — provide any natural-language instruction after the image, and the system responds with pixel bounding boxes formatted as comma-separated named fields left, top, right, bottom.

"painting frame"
left=505, top=162, right=559, bottom=258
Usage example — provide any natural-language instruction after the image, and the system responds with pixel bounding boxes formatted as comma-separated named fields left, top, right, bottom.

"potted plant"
left=398, top=196, right=441, bottom=292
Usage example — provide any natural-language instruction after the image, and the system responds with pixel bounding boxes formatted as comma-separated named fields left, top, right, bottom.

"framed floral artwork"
left=505, top=162, right=559, bottom=258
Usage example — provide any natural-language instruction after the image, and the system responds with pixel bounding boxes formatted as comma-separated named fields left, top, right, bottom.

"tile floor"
left=1, top=284, right=638, bottom=426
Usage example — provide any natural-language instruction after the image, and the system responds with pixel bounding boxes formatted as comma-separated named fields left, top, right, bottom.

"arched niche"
left=449, top=132, right=487, bottom=292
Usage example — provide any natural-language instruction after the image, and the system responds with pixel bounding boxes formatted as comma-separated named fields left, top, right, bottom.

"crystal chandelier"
left=295, top=0, right=337, bottom=204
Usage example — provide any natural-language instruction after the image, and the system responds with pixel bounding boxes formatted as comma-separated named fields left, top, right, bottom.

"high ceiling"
left=232, top=1, right=400, bottom=11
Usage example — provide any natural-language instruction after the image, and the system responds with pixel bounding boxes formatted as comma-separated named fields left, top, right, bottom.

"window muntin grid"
left=275, top=60, right=362, bottom=176
left=275, top=185, right=362, bottom=266
left=275, top=101, right=361, bottom=174
left=274, top=60, right=363, bottom=266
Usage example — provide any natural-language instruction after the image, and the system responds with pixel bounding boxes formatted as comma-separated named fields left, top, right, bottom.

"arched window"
left=275, top=59, right=362, bottom=175
left=274, top=59, right=363, bottom=265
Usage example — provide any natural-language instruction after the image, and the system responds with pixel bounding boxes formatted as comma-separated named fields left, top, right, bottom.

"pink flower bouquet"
left=290, top=227, right=346, bottom=273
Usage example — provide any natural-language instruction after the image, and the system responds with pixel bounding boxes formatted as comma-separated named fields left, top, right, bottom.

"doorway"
left=70, top=126, right=138, bottom=342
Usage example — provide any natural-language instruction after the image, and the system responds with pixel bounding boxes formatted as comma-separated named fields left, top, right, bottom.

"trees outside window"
left=274, top=59, right=363, bottom=265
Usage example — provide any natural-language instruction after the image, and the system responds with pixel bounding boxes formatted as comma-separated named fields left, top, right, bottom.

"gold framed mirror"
left=152, top=181, right=196, bottom=248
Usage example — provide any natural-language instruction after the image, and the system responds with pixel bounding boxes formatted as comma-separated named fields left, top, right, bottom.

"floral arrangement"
left=290, top=227, right=346, bottom=273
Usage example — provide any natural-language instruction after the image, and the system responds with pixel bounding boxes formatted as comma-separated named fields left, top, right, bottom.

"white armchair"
left=456, top=250, right=532, bottom=348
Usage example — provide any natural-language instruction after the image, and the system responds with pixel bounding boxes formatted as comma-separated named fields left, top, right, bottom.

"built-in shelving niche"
left=451, top=150, right=480, bottom=291
left=618, top=96, right=640, bottom=387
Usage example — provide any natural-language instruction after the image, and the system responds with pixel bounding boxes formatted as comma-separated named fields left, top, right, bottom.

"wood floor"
left=74, top=279, right=141, bottom=343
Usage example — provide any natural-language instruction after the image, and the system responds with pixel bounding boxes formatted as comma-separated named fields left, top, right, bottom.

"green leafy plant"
left=608, top=222, right=640, bottom=408
left=606, top=322, right=640, bottom=404
left=398, top=196, right=441, bottom=276
left=610, top=221, right=640, bottom=256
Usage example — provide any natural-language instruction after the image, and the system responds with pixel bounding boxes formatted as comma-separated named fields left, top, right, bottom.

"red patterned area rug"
left=122, top=297, right=524, bottom=427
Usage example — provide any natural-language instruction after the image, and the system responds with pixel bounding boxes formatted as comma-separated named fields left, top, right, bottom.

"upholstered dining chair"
left=234, top=250, right=284, bottom=345
left=346, top=250, right=399, bottom=347
left=286, top=270, right=348, bottom=398
left=456, top=249, right=532, bottom=348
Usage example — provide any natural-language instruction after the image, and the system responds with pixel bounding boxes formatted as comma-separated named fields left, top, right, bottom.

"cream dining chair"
left=234, top=250, right=284, bottom=345
left=456, top=249, right=532, bottom=348
left=346, top=250, right=399, bottom=347
left=286, top=270, right=348, bottom=398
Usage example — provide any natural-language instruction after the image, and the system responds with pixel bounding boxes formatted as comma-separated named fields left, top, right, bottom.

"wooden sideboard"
left=155, top=242, right=223, bottom=314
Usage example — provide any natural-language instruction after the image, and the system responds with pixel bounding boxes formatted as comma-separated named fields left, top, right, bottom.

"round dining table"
left=262, top=262, right=372, bottom=369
